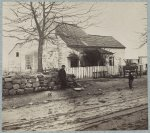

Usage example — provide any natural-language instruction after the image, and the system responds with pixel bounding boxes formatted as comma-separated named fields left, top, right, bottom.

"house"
left=8, top=23, right=126, bottom=77
left=125, top=59, right=139, bottom=65
left=55, top=23, right=126, bottom=67
left=138, top=56, right=147, bottom=73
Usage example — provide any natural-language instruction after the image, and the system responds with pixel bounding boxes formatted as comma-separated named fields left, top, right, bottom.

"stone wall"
left=2, top=72, right=76, bottom=97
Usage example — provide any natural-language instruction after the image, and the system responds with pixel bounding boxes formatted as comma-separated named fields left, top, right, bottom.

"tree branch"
left=30, top=2, right=41, bottom=36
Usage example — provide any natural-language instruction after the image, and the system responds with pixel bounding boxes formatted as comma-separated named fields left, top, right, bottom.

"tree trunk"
left=37, top=39, right=44, bottom=72
left=56, top=36, right=62, bottom=68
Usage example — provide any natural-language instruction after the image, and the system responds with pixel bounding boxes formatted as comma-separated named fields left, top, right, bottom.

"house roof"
left=56, top=23, right=125, bottom=49
left=8, top=43, right=21, bottom=55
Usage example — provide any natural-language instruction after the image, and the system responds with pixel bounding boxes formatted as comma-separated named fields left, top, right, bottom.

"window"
left=109, top=57, right=114, bottom=66
left=25, top=55, right=32, bottom=69
left=16, top=52, right=19, bottom=57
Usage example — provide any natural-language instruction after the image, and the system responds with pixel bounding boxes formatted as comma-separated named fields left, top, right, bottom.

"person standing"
left=128, top=71, right=134, bottom=90
left=58, top=65, right=67, bottom=89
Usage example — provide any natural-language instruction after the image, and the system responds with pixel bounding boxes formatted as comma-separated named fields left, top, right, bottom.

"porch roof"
left=69, top=46, right=114, bottom=55
left=98, top=49, right=114, bottom=55
left=68, top=53, right=79, bottom=58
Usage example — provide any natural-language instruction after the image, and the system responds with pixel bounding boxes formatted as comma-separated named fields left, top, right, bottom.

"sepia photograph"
left=2, top=1, right=148, bottom=131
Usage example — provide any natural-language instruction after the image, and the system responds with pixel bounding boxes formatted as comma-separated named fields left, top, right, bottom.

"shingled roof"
left=56, top=23, right=125, bottom=49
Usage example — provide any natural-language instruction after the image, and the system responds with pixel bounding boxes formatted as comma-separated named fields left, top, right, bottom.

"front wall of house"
left=9, top=44, right=39, bottom=72
left=105, top=48, right=125, bottom=66
left=8, top=41, right=76, bottom=72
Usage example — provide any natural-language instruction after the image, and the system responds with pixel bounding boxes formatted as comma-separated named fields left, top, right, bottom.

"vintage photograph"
left=2, top=1, right=148, bottom=131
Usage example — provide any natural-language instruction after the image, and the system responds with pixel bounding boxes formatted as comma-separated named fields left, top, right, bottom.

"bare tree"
left=138, top=4, right=147, bottom=48
left=138, top=30, right=147, bottom=48
left=4, top=1, right=97, bottom=72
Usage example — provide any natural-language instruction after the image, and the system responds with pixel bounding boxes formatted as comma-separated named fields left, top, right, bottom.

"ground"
left=2, top=76, right=148, bottom=131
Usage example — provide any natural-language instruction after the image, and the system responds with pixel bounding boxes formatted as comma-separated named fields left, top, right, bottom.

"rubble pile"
left=66, top=74, right=77, bottom=88
left=2, top=72, right=77, bottom=96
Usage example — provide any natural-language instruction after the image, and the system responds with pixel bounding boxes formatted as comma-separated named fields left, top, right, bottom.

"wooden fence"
left=66, top=66, right=119, bottom=79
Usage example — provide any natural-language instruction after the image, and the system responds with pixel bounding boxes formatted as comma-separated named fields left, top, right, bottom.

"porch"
left=67, top=48, right=114, bottom=68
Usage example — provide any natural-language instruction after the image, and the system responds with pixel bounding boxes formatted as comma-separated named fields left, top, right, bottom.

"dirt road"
left=2, top=76, right=148, bottom=131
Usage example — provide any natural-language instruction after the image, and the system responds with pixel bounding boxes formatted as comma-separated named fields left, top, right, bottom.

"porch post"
left=79, top=51, right=83, bottom=67
left=79, top=60, right=81, bottom=67
left=67, top=58, right=71, bottom=68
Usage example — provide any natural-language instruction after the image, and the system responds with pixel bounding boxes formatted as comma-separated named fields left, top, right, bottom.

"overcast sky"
left=2, top=2, right=147, bottom=68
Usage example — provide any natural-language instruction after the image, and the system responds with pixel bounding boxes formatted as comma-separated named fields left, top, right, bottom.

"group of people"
left=58, top=65, right=135, bottom=90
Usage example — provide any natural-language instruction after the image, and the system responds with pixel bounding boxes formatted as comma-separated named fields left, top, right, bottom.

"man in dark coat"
left=128, top=71, right=134, bottom=90
left=58, top=65, right=67, bottom=89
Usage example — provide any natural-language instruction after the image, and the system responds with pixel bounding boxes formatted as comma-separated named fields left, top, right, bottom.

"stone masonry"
left=2, top=72, right=76, bottom=97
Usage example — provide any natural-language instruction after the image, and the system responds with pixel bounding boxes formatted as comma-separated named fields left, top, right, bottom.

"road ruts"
left=2, top=86, right=148, bottom=131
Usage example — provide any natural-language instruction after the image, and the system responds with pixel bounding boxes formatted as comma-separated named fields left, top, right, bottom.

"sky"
left=2, top=2, right=147, bottom=69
